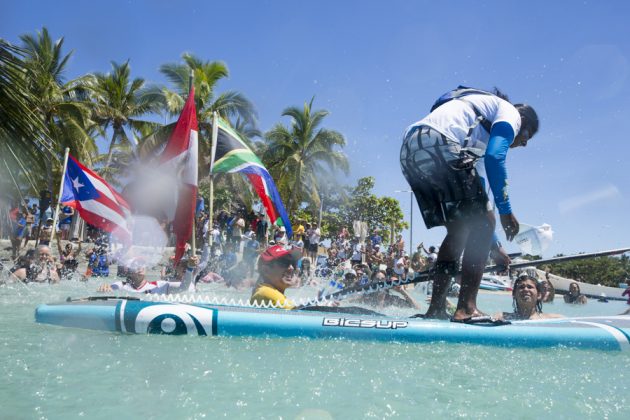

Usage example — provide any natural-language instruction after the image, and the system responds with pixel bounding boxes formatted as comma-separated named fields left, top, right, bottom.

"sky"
left=3, top=0, right=630, bottom=257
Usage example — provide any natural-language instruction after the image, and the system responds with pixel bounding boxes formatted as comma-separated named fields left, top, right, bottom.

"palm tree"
left=159, top=54, right=256, bottom=123
left=92, top=142, right=136, bottom=188
left=140, top=53, right=257, bottom=174
left=19, top=27, right=96, bottom=190
left=0, top=39, right=49, bottom=195
left=263, top=98, right=349, bottom=217
left=89, top=60, right=162, bottom=168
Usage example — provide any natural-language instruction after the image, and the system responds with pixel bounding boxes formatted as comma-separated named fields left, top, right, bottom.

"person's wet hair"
left=512, top=274, right=544, bottom=313
left=569, top=281, right=581, bottom=294
left=514, top=104, right=539, bottom=138
left=492, top=87, right=510, bottom=102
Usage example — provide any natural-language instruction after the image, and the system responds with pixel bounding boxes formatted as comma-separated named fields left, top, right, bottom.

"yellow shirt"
left=250, top=283, right=295, bottom=309
left=295, top=224, right=305, bottom=237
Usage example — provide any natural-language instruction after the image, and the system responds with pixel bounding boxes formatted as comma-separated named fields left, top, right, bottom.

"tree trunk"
left=105, top=125, right=120, bottom=168
left=287, top=163, right=302, bottom=219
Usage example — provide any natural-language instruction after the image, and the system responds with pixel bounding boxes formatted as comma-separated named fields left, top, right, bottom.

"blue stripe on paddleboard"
left=114, top=301, right=122, bottom=332
left=611, top=325, right=630, bottom=343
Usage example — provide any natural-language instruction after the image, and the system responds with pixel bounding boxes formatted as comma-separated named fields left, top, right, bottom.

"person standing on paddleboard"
left=400, top=86, right=539, bottom=321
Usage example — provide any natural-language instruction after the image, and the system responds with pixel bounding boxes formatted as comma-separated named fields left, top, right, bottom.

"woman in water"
left=56, top=236, right=82, bottom=279
left=540, top=272, right=555, bottom=303
left=499, top=275, right=562, bottom=320
left=564, top=281, right=588, bottom=304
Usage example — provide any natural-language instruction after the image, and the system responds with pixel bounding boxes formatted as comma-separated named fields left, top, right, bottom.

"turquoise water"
left=1, top=279, right=629, bottom=419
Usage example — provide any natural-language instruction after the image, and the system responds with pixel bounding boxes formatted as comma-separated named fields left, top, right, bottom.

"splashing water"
left=111, top=215, right=169, bottom=268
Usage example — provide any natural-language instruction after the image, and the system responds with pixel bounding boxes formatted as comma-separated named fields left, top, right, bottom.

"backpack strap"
left=461, top=100, right=492, bottom=147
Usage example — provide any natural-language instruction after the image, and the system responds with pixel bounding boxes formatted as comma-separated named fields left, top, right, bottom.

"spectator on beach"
left=354, top=264, right=372, bottom=286
left=86, top=243, right=110, bottom=277
left=410, top=251, right=427, bottom=274
left=42, top=204, right=53, bottom=222
left=98, top=256, right=198, bottom=294
left=58, top=205, right=74, bottom=240
left=339, top=226, right=350, bottom=241
left=255, top=213, right=268, bottom=244
left=564, top=281, right=588, bottom=304
left=250, top=245, right=302, bottom=309
left=243, top=232, right=260, bottom=277
left=274, top=225, right=288, bottom=246
left=499, top=274, right=562, bottom=320
left=10, top=209, right=26, bottom=260
left=39, top=217, right=55, bottom=246
left=10, top=245, right=60, bottom=283
left=22, top=205, right=36, bottom=248
left=56, top=236, right=82, bottom=279
left=209, top=223, right=222, bottom=247
left=369, top=229, right=382, bottom=247
left=302, top=222, right=311, bottom=257
left=342, top=268, right=358, bottom=287
left=26, top=204, right=40, bottom=245
left=349, top=235, right=363, bottom=266
left=369, top=244, right=385, bottom=270
left=393, top=253, right=410, bottom=280
left=232, top=214, right=245, bottom=251
left=294, top=219, right=305, bottom=243
left=395, top=234, right=405, bottom=257
left=307, top=222, right=321, bottom=261
left=217, top=242, right=240, bottom=284
left=420, top=243, right=438, bottom=266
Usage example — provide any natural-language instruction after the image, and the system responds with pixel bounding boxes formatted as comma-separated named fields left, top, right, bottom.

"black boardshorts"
left=400, top=125, right=490, bottom=229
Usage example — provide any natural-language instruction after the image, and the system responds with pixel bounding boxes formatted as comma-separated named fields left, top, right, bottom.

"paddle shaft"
left=300, top=247, right=630, bottom=307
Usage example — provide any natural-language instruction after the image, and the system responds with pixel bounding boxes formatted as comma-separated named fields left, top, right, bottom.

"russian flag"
left=60, top=155, right=131, bottom=243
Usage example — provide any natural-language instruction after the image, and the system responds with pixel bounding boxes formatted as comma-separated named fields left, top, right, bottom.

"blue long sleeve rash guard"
left=484, top=121, right=515, bottom=215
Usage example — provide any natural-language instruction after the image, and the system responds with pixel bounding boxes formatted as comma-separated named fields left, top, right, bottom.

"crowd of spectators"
left=0, top=203, right=598, bottom=317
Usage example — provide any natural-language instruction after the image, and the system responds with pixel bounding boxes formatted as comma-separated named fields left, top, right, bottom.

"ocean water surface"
left=1, top=278, right=628, bottom=419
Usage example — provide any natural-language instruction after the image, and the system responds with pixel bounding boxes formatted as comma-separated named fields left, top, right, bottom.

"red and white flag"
left=60, top=155, right=132, bottom=243
left=159, top=88, right=198, bottom=263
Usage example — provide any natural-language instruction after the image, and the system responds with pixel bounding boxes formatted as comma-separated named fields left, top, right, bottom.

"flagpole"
left=188, top=68, right=197, bottom=256
left=50, top=148, right=70, bottom=245
left=208, top=111, right=219, bottom=246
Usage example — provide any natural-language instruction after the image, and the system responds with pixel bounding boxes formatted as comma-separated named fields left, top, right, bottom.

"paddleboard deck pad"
left=35, top=297, right=630, bottom=351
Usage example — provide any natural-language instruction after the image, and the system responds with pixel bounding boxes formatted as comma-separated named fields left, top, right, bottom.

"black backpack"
left=430, top=86, right=494, bottom=133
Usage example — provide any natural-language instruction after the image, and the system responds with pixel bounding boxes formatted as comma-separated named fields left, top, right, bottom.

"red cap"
left=259, top=245, right=301, bottom=264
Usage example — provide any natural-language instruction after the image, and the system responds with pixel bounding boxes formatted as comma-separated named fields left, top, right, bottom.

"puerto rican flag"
left=60, top=155, right=132, bottom=243
left=159, top=87, right=198, bottom=263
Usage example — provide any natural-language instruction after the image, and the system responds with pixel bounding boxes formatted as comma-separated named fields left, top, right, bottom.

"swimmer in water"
left=498, top=274, right=562, bottom=320
left=250, top=245, right=302, bottom=309
left=564, top=281, right=588, bottom=304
